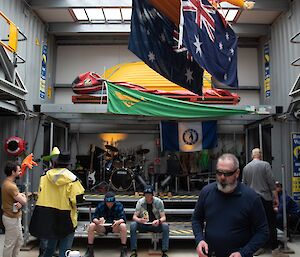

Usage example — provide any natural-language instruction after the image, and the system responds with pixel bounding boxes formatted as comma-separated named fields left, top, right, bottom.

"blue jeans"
left=38, top=238, right=48, bottom=257
left=130, top=222, right=169, bottom=252
left=43, top=232, right=74, bottom=257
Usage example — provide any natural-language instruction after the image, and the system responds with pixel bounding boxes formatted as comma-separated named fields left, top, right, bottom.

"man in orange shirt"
left=1, top=161, right=27, bottom=257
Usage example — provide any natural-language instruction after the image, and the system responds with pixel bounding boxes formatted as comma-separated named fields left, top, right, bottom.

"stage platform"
left=75, top=221, right=194, bottom=240
left=83, top=193, right=199, bottom=203
left=76, top=192, right=198, bottom=241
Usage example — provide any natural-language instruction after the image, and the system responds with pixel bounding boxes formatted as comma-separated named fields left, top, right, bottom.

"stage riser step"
left=78, top=207, right=194, bottom=215
left=84, top=194, right=198, bottom=203
left=75, top=221, right=193, bottom=240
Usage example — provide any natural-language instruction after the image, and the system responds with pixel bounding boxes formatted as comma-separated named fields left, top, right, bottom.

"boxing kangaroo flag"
left=160, top=121, right=217, bottom=152
left=129, top=0, right=204, bottom=95
left=180, top=0, right=238, bottom=87
left=107, top=82, right=251, bottom=118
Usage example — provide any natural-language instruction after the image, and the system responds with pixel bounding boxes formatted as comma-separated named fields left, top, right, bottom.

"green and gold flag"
left=107, top=82, right=250, bottom=118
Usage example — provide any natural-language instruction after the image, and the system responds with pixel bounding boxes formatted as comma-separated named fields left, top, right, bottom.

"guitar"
left=88, top=144, right=96, bottom=187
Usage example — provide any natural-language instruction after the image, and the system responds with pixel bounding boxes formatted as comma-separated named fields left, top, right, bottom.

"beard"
left=217, top=180, right=238, bottom=193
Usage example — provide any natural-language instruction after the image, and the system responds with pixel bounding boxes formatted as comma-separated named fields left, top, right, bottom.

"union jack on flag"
left=182, top=0, right=216, bottom=42
left=180, top=0, right=238, bottom=87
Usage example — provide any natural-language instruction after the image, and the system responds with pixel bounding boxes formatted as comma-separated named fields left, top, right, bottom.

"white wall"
left=56, top=45, right=259, bottom=87
left=56, top=45, right=139, bottom=84
left=54, top=45, right=260, bottom=107
left=237, top=90, right=260, bottom=106
left=237, top=48, right=259, bottom=87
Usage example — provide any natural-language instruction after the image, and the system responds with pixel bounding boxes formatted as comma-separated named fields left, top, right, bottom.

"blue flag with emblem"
left=180, top=0, right=238, bottom=87
left=128, top=0, right=204, bottom=95
left=161, top=121, right=217, bottom=152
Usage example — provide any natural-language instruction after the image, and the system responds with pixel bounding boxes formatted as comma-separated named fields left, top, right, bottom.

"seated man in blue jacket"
left=84, top=192, right=127, bottom=257
left=275, top=181, right=300, bottom=233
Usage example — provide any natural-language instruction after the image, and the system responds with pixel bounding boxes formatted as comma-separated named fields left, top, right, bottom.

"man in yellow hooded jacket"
left=29, top=152, right=85, bottom=257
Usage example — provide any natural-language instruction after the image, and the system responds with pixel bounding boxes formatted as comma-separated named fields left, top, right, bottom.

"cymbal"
left=136, top=149, right=150, bottom=155
left=105, top=145, right=119, bottom=152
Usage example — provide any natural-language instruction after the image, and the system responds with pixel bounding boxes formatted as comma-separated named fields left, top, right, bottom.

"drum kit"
left=97, top=144, right=150, bottom=192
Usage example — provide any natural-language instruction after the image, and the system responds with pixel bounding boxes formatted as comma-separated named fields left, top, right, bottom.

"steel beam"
left=40, top=104, right=107, bottom=113
left=28, top=0, right=289, bottom=11
left=231, top=24, right=269, bottom=37
left=251, top=0, right=290, bottom=11
left=0, top=101, right=19, bottom=113
left=48, top=22, right=269, bottom=37
left=48, top=23, right=131, bottom=34
left=0, top=77, right=27, bottom=101
left=28, top=0, right=132, bottom=9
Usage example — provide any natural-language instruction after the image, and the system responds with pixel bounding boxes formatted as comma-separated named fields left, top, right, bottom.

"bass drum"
left=110, top=168, right=134, bottom=191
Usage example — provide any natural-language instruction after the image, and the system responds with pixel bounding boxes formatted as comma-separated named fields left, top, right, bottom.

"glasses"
left=216, top=169, right=237, bottom=177
left=105, top=197, right=115, bottom=202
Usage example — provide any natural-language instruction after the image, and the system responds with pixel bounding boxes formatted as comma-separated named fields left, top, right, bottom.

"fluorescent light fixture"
left=103, top=8, right=122, bottom=20
left=85, top=8, right=105, bottom=20
left=121, top=8, right=132, bottom=20
left=226, top=9, right=239, bottom=22
left=72, top=9, right=88, bottom=20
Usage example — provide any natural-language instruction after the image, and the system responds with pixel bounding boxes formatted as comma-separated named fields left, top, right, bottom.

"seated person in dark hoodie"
left=275, top=181, right=300, bottom=232
left=83, top=191, right=127, bottom=257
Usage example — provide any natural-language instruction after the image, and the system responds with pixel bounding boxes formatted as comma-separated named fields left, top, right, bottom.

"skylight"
left=73, top=9, right=88, bottom=21
left=226, top=9, right=239, bottom=22
left=121, top=8, right=132, bottom=21
left=72, top=6, right=238, bottom=23
left=85, top=8, right=104, bottom=21
left=103, top=8, right=121, bottom=21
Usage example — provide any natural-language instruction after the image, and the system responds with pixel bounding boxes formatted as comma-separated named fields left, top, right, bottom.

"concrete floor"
left=1, top=235, right=300, bottom=257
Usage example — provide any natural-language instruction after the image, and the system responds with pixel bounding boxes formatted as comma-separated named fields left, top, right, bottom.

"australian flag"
left=181, top=0, right=238, bottom=87
left=129, top=0, right=204, bottom=95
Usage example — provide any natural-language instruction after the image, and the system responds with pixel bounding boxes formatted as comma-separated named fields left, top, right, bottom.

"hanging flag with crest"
left=180, top=0, right=238, bottom=87
left=128, top=0, right=204, bottom=95
left=160, top=121, right=217, bottom=152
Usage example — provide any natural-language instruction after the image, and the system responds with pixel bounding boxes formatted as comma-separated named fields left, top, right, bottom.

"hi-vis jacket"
left=29, top=168, right=84, bottom=239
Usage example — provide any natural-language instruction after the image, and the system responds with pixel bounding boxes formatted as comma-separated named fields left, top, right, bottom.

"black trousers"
left=261, top=197, right=278, bottom=249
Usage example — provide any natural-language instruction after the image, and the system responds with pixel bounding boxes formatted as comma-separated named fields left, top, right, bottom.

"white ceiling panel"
left=237, top=10, right=280, bottom=24
left=35, top=9, right=74, bottom=22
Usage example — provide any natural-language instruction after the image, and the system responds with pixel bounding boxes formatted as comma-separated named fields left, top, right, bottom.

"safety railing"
left=291, top=31, right=300, bottom=67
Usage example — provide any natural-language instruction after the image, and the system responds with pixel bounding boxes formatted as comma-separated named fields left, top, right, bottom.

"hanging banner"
left=292, top=132, right=300, bottom=200
left=39, top=43, right=47, bottom=99
left=107, top=82, right=250, bottom=118
left=160, top=121, right=217, bottom=152
left=264, top=43, right=271, bottom=99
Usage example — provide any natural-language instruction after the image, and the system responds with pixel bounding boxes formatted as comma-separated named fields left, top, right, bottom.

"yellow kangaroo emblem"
left=115, top=91, right=144, bottom=107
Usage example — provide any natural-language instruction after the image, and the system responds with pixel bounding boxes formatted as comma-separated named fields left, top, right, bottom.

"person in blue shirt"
left=83, top=192, right=127, bottom=257
left=275, top=181, right=300, bottom=234
left=192, top=153, right=269, bottom=257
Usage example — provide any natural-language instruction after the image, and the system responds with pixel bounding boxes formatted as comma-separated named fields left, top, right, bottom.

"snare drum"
left=110, top=168, right=134, bottom=191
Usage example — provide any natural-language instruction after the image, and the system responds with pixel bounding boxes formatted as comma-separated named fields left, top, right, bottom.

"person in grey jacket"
left=243, top=148, right=286, bottom=257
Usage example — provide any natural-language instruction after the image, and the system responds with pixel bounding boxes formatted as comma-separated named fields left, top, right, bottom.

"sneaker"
left=120, top=247, right=128, bottom=257
left=254, top=248, right=265, bottom=256
left=130, top=250, right=138, bottom=257
left=162, top=252, right=168, bottom=257
left=272, top=248, right=289, bottom=257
